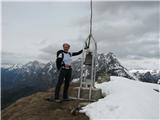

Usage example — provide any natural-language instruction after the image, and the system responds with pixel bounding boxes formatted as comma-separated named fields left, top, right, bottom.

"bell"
left=84, top=52, right=92, bottom=65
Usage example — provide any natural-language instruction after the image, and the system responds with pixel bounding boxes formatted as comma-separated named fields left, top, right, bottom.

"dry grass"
left=2, top=83, right=89, bottom=120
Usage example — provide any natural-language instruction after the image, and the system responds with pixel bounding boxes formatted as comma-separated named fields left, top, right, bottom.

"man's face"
left=63, top=44, right=70, bottom=52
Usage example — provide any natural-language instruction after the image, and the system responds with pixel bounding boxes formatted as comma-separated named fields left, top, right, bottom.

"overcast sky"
left=2, top=1, right=160, bottom=70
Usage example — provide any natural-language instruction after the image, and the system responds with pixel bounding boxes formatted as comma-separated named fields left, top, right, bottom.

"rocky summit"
left=2, top=83, right=89, bottom=120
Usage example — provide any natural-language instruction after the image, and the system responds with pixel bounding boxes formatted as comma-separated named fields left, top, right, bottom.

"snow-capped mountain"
left=1, top=64, right=23, bottom=70
left=129, top=69, right=160, bottom=83
left=72, top=52, right=137, bottom=80
left=97, top=52, right=136, bottom=80
left=22, top=60, right=45, bottom=73
left=1, top=52, right=159, bottom=109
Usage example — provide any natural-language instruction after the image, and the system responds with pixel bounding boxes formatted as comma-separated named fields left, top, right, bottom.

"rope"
left=87, top=0, right=93, bottom=48
left=89, top=0, right=92, bottom=36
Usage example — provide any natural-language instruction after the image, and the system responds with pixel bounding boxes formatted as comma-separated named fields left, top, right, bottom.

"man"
left=55, top=43, right=83, bottom=102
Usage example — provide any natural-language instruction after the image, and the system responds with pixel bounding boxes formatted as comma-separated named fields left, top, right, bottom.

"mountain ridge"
left=1, top=52, right=159, bottom=109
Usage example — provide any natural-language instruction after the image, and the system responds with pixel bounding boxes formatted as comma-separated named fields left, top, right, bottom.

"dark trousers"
left=55, top=68, right=72, bottom=99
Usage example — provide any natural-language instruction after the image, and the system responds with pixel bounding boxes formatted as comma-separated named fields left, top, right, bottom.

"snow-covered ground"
left=80, top=76, right=159, bottom=120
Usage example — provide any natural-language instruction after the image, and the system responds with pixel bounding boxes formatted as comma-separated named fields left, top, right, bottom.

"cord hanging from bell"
left=85, top=0, right=93, bottom=49
left=78, top=0, right=98, bottom=100
left=84, top=0, right=93, bottom=65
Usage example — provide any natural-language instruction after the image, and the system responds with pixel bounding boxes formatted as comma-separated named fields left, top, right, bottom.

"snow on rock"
left=8, top=64, right=23, bottom=71
left=72, top=78, right=80, bottom=83
left=129, top=69, right=160, bottom=74
left=47, top=62, right=53, bottom=73
left=1, top=64, right=14, bottom=69
left=80, top=76, right=159, bottom=119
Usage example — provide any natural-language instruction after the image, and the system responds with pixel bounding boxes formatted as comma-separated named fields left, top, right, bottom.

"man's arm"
left=56, top=52, right=64, bottom=70
left=71, top=49, right=83, bottom=56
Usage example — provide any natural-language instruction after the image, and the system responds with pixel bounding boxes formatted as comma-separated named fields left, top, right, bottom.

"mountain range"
left=1, top=52, right=160, bottom=109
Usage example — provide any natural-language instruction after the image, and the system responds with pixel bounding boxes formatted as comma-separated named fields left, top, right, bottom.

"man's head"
left=63, top=43, right=70, bottom=52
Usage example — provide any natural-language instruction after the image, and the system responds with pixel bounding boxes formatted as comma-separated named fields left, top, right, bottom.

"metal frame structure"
left=78, top=35, right=97, bottom=100
left=77, top=0, right=97, bottom=100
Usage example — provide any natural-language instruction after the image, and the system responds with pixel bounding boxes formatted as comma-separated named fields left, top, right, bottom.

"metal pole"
left=88, top=0, right=92, bottom=48
left=89, top=0, right=92, bottom=35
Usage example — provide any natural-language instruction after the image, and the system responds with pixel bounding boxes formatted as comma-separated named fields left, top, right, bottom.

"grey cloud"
left=37, top=53, right=54, bottom=61
left=38, top=44, right=59, bottom=61
left=2, top=52, right=35, bottom=64
left=97, top=31, right=159, bottom=59
left=40, top=44, right=57, bottom=55
left=93, top=1, right=159, bottom=14
left=38, top=39, right=84, bottom=62
left=75, top=1, right=159, bottom=60
left=39, top=39, right=48, bottom=45
left=77, top=2, right=159, bottom=41
left=40, top=37, right=84, bottom=55
left=37, top=1, right=160, bottom=62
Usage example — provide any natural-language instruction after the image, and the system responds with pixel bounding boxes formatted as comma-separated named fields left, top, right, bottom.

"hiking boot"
left=46, top=96, right=54, bottom=102
left=55, top=99, right=62, bottom=103
left=63, top=97, right=72, bottom=101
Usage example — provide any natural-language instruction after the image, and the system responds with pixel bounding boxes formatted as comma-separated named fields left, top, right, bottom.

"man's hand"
left=84, top=41, right=89, bottom=49
left=65, top=64, right=71, bottom=67
left=84, top=44, right=89, bottom=49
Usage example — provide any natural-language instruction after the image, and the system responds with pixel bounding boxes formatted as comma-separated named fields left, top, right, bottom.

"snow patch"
left=72, top=78, right=80, bottom=83
left=80, top=76, right=159, bottom=119
left=8, top=64, right=23, bottom=70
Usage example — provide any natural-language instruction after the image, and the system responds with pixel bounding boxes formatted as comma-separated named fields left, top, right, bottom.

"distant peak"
left=25, top=60, right=40, bottom=66
left=106, top=52, right=117, bottom=58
